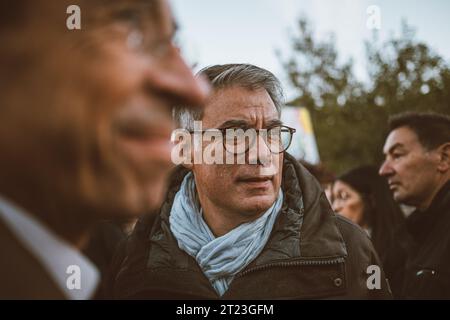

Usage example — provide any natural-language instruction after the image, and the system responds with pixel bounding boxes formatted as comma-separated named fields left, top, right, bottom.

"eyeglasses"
left=189, top=125, right=296, bottom=155
left=99, top=3, right=178, bottom=60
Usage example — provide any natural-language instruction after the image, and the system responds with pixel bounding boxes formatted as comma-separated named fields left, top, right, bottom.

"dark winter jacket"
left=384, top=180, right=450, bottom=299
left=107, top=153, right=391, bottom=299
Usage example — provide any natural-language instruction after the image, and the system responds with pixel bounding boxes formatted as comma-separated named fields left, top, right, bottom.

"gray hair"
left=173, top=64, right=284, bottom=130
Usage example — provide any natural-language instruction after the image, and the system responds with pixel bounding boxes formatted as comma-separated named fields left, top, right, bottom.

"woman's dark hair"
left=299, top=160, right=335, bottom=186
left=337, top=165, right=405, bottom=262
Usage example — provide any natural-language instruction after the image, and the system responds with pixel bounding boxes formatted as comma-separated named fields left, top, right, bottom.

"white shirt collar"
left=0, top=195, right=99, bottom=300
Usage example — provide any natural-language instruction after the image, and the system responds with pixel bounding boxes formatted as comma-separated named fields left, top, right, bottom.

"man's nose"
left=332, top=201, right=341, bottom=213
left=379, top=160, right=393, bottom=177
left=248, top=134, right=272, bottom=166
left=144, top=46, right=210, bottom=108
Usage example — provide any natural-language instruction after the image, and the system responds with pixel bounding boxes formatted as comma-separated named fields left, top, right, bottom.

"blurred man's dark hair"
left=0, top=1, right=27, bottom=27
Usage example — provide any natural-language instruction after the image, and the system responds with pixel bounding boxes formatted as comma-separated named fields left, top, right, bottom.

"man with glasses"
left=109, top=64, right=391, bottom=299
left=0, top=0, right=208, bottom=299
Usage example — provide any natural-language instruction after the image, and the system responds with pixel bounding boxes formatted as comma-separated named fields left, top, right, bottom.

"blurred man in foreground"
left=0, top=0, right=208, bottom=299
left=109, top=64, right=391, bottom=299
left=379, top=112, right=450, bottom=299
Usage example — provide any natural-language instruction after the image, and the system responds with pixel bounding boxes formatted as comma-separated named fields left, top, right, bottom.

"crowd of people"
left=0, top=0, right=449, bottom=300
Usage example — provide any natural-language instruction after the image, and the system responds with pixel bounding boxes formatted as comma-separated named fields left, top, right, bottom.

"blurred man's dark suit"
left=0, top=197, right=99, bottom=300
left=0, top=218, right=65, bottom=299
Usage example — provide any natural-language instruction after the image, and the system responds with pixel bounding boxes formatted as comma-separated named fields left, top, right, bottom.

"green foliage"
left=280, top=18, right=450, bottom=174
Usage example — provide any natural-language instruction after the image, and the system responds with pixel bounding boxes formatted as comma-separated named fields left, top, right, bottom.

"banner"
left=281, top=106, right=320, bottom=164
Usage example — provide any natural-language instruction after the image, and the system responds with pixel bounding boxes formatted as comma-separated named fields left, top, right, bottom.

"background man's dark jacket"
left=107, top=153, right=391, bottom=299
left=384, top=180, right=450, bottom=299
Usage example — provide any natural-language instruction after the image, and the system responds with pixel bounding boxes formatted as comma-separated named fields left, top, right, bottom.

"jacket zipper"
left=235, top=257, right=346, bottom=278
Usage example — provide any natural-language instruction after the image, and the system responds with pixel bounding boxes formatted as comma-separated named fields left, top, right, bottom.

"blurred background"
left=171, top=0, right=450, bottom=174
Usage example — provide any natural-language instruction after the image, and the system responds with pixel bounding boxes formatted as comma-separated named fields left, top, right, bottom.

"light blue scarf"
left=169, top=172, right=284, bottom=296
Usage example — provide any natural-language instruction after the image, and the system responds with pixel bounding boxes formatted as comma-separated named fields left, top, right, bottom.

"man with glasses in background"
left=109, top=64, right=391, bottom=299
left=0, top=0, right=208, bottom=299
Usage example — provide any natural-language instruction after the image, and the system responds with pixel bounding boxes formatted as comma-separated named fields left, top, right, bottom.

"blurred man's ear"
left=436, top=142, right=450, bottom=173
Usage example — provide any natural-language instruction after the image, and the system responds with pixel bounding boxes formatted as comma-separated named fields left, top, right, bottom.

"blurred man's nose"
left=145, top=46, right=210, bottom=107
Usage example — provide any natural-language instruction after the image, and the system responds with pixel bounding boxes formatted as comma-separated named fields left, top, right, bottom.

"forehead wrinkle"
left=227, top=108, right=279, bottom=126
left=203, top=87, right=278, bottom=128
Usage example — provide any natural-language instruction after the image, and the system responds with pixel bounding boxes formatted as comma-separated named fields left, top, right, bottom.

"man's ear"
left=436, top=142, right=450, bottom=173
left=183, top=135, right=195, bottom=170
left=181, top=139, right=193, bottom=170
left=171, top=129, right=193, bottom=169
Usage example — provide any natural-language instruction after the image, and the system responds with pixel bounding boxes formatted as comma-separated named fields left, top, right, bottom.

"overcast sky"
left=171, top=0, right=450, bottom=100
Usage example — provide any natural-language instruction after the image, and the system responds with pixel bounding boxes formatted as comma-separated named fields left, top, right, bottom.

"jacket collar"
left=406, top=180, right=450, bottom=242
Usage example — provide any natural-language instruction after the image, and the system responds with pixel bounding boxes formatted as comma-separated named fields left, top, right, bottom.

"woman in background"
left=331, top=165, right=405, bottom=264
